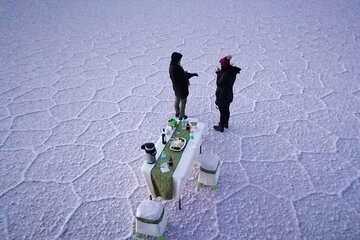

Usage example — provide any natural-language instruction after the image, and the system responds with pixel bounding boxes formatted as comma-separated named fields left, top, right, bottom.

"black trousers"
left=174, top=96, right=187, bottom=118
left=218, top=102, right=230, bottom=127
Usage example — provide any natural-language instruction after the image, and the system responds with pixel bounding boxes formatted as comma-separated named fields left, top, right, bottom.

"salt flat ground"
left=0, top=0, right=360, bottom=239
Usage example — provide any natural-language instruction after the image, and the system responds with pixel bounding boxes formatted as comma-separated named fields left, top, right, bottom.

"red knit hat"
left=219, top=55, right=232, bottom=68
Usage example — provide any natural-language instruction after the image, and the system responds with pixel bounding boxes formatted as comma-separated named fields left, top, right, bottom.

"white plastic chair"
left=135, top=199, right=167, bottom=239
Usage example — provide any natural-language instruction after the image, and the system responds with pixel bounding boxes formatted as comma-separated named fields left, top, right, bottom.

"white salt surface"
left=0, top=0, right=360, bottom=239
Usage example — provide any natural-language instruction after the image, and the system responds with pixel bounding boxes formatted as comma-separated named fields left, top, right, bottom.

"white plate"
left=169, top=137, right=187, bottom=151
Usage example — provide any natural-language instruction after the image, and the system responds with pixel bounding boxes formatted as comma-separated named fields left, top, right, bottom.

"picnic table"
left=141, top=120, right=205, bottom=209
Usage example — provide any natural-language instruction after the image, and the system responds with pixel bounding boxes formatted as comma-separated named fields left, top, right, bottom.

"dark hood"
left=171, top=52, right=182, bottom=63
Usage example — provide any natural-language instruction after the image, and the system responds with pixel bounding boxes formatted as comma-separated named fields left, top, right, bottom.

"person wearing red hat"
left=214, top=55, right=241, bottom=132
left=169, top=52, right=199, bottom=120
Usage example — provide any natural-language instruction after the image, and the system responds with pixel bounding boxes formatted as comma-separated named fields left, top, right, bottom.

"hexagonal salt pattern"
left=0, top=182, right=78, bottom=240
left=242, top=161, right=315, bottom=201
left=58, top=198, right=133, bottom=239
left=299, top=152, right=359, bottom=194
left=216, top=186, right=301, bottom=239
left=294, top=193, right=360, bottom=239
left=25, top=145, right=103, bottom=182
left=1, top=0, right=360, bottom=239
left=342, top=178, right=360, bottom=213
left=0, top=150, right=35, bottom=195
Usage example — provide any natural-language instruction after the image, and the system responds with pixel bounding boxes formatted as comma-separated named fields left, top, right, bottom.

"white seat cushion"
left=200, top=153, right=220, bottom=171
left=136, top=200, right=163, bottom=221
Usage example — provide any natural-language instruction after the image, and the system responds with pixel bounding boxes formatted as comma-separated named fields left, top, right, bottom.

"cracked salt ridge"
left=294, top=193, right=360, bottom=239
left=0, top=181, right=79, bottom=240
left=25, top=145, right=103, bottom=183
left=1, top=0, right=360, bottom=239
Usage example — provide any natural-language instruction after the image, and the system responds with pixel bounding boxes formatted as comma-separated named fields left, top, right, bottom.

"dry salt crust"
left=0, top=0, right=360, bottom=239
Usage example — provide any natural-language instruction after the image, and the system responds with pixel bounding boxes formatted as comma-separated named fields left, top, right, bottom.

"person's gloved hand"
left=192, top=73, right=199, bottom=77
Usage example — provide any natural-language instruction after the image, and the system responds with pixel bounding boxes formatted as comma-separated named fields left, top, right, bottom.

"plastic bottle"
left=186, top=122, right=190, bottom=130
left=168, top=155, right=173, bottom=166
left=189, top=130, right=194, bottom=140
left=161, top=151, right=167, bottom=161
left=162, top=128, right=166, bottom=144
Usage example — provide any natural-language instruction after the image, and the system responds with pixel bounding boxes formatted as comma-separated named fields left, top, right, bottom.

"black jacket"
left=169, top=52, right=195, bottom=99
left=215, top=65, right=241, bottom=106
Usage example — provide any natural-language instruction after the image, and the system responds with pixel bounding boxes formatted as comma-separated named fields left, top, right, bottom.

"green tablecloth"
left=150, top=124, right=190, bottom=200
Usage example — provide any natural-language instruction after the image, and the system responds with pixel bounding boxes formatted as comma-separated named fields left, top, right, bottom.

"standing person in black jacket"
left=169, top=52, right=198, bottom=120
left=214, top=55, right=241, bottom=132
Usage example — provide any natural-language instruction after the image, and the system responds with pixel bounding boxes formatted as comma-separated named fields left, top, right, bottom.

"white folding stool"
left=135, top=199, right=167, bottom=239
left=197, top=153, right=220, bottom=190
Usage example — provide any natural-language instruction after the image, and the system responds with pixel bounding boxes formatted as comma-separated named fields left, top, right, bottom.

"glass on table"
left=165, top=126, right=172, bottom=136
left=159, top=152, right=170, bottom=172
left=189, top=130, right=194, bottom=140
left=181, top=119, right=187, bottom=130
left=160, top=152, right=167, bottom=161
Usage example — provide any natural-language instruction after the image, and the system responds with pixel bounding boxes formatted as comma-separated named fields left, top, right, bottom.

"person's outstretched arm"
left=185, top=71, right=198, bottom=79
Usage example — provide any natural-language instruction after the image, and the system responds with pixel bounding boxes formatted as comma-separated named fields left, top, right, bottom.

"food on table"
left=169, top=137, right=186, bottom=151
left=172, top=139, right=184, bottom=148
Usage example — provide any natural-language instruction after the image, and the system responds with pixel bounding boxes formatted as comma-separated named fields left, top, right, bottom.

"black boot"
left=213, top=125, right=224, bottom=132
